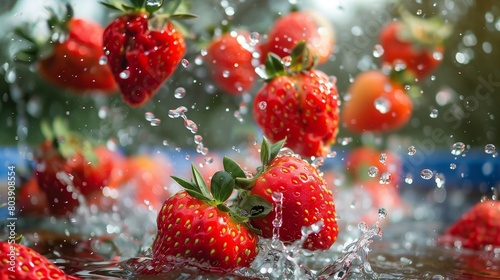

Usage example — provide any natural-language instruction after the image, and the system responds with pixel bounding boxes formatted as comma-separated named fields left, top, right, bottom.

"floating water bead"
left=451, top=142, right=466, bottom=156
left=420, top=169, right=434, bottom=180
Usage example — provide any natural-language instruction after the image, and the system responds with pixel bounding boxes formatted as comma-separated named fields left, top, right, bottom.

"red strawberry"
left=102, top=1, right=193, bottom=107
left=236, top=138, right=339, bottom=250
left=34, top=118, right=122, bottom=216
left=260, top=10, right=334, bottom=65
left=379, top=10, right=451, bottom=80
left=205, top=30, right=260, bottom=95
left=341, top=70, right=413, bottom=134
left=126, top=165, right=266, bottom=274
left=14, top=4, right=117, bottom=93
left=0, top=242, right=80, bottom=279
left=253, top=42, right=340, bottom=158
left=443, top=200, right=500, bottom=250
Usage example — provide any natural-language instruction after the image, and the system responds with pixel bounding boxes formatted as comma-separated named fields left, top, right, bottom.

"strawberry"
left=34, top=118, right=122, bottom=216
left=101, top=0, right=194, bottom=107
left=260, top=10, right=334, bottom=65
left=379, top=9, right=451, bottom=81
left=0, top=242, right=80, bottom=279
left=443, top=199, right=500, bottom=250
left=253, top=42, right=340, bottom=158
left=125, top=165, right=269, bottom=274
left=205, top=30, right=260, bottom=95
left=341, top=70, right=413, bottom=134
left=235, top=138, right=339, bottom=250
left=14, top=4, right=117, bottom=93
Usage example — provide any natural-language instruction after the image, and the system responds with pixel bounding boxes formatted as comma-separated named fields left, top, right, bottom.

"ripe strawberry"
left=101, top=0, right=193, bottom=107
left=341, top=70, right=413, bottom=133
left=0, top=242, right=80, bottom=279
left=443, top=200, right=500, bottom=250
left=236, top=138, right=339, bottom=250
left=14, top=4, right=117, bottom=93
left=260, top=10, right=334, bottom=65
left=253, top=42, right=340, bottom=158
left=34, top=118, right=122, bottom=216
left=345, top=146, right=402, bottom=185
left=126, top=165, right=267, bottom=274
left=205, top=30, right=260, bottom=95
left=379, top=10, right=451, bottom=80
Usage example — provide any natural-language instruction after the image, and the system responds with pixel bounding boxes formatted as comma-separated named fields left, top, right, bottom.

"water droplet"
left=358, top=222, right=368, bottom=232
left=174, top=87, right=186, bottom=99
left=451, top=142, right=466, bottom=156
left=379, top=172, right=392, bottom=184
left=145, top=112, right=155, bottom=121
left=146, top=0, right=162, bottom=8
left=379, top=153, right=387, bottom=164
left=98, top=106, right=108, bottom=119
left=430, top=108, right=439, bottom=118
left=234, top=111, right=244, bottom=123
left=416, top=9, right=422, bottom=15
left=368, top=166, right=379, bottom=178
left=433, top=51, right=444, bottom=61
left=420, top=169, right=434, bottom=180
left=162, top=140, right=169, bottom=146
left=326, top=151, right=337, bottom=158
left=378, top=208, right=388, bottom=220
left=150, top=118, right=161, bottom=126
left=119, top=70, right=130, bottom=79
left=194, top=135, right=203, bottom=144
left=181, top=59, right=189, bottom=68
left=407, top=145, right=417, bottom=156
left=340, top=137, right=353, bottom=146
left=405, top=174, right=413, bottom=184
left=255, top=65, right=269, bottom=79
left=374, top=97, right=391, bottom=114
left=372, top=44, right=384, bottom=58
left=222, top=70, right=230, bottom=78
left=258, top=101, right=267, bottom=110
left=485, top=144, right=496, bottom=154
left=249, top=32, right=260, bottom=45
left=98, top=56, right=108, bottom=65
left=184, top=119, right=198, bottom=133
left=435, top=173, right=446, bottom=188
left=450, top=163, right=457, bottom=170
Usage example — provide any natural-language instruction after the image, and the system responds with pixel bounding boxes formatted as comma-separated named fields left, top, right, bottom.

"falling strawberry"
left=253, top=41, right=340, bottom=158
left=125, top=164, right=271, bottom=274
left=14, top=4, right=117, bottom=93
left=101, top=0, right=194, bottom=107
left=379, top=9, right=451, bottom=81
left=34, top=118, right=123, bottom=216
left=0, top=242, right=81, bottom=279
left=260, top=10, right=334, bottom=65
left=235, top=138, right=339, bottom=250
left=341, top=70, right=413, bottom=134
left=443, top=199, right=500, bottom=250
left=205, top=30, right=260, bottom=95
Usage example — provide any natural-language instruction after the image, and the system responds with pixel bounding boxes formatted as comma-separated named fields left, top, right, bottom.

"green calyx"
left=40, top=117, right=98, bottom=165
left=100, top=0, right=196, bottom=20
left=396, top=6, right=452, bottom=49
left=13, top=3, right=74, bottom=64
left=263, top=40, right=318, bottom=81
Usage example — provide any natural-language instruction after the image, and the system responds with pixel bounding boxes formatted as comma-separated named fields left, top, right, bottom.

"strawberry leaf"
left=191, top=164, right=212, bottom=199
left=264, top=53, right=286, bottom=80
left=269, top=138, right=286, bottom=162
left=99, top=2, right=122, bottom=11
left=171, top=175, right=202, bottom=194
left=210, top=171, right=235, bottom=203
left=223, top=156, right=246, bottom=179
left=260, top=137, right=272, bottom=167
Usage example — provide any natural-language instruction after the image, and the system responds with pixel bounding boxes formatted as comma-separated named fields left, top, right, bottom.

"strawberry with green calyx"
left=379, top=7, right=452, bottom=81
left=0, top=242, right=81, bottom=279
left=34, top=117, right=122, bottom=216
left=101, top=0, right=195, bottom=107
left=253, top=41, right=340, bottom=158
left=14, top=4, right=118, bottom=94
left=128, top=164, right=272, bottom=275
left=232, top=137, right=339, bottom=250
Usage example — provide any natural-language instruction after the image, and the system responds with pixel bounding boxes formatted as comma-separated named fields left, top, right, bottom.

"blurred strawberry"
left=205, top=30, right=260, bottom=95
left=260, top=10, right=334, bottom=65
left=14, top=4, right=117, bottom=93
left=379, top=9, right=451, bottom=80
left=443, top=199, right=500, bottom=250
left=34, top=118, right=123, bottom=216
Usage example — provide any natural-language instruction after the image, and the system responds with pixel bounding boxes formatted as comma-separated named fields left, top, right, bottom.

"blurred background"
left=0, top=0, right=498, bottom=157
